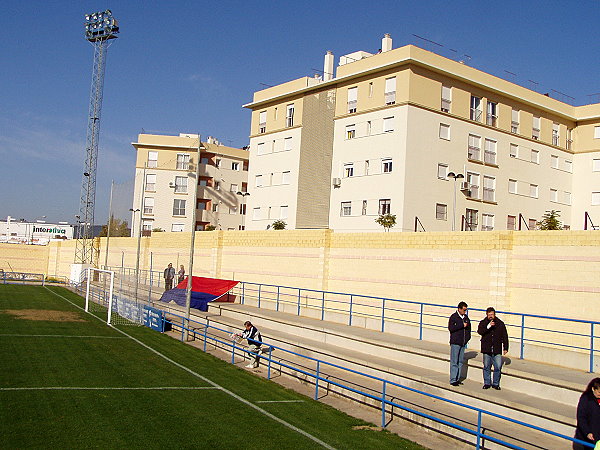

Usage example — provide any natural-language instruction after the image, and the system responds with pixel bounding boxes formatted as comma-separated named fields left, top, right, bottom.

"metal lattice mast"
left=74, top=10, right=119, bottom=265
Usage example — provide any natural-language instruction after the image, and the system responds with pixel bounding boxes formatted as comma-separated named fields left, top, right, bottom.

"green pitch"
left=0, top=285, right=422, bottom=449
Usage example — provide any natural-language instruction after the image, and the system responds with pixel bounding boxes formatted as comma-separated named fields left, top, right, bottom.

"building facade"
left=1, top=217, right=74, bottom=244
left=131, top=133, right=249, bottom=235
left=244, top=35, right=600, bottom=232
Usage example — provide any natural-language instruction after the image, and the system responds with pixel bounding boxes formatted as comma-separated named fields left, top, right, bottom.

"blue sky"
left=1, top=0, right=599, bottom=224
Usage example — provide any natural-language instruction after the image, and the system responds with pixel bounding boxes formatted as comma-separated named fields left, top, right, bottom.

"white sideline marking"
left=44, top=287, right=335, bottom=450
left=1, top=386, right=219, bottom=391
left=256, top=400, right=305, bottom=404
left=0, top=334, right=126, bottom=339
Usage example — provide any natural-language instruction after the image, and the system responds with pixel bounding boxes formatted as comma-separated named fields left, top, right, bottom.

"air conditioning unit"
left=332, top=177, right=341, bottom=187
left=169, top=181, right=175, bottom=188
left=460, top=181, right=470, bottom=191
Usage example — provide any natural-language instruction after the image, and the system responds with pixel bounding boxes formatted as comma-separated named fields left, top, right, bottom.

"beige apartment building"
left=131, top=133, right=249, bottom=235
left=243, top=35, right=600, bottom=232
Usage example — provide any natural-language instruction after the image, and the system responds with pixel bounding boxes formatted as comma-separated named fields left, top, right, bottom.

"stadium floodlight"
left=84, top=9, right=119, bottom=42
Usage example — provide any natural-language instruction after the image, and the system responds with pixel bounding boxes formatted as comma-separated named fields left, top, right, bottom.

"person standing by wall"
left=177, top=265, right=185, bottom=285
left=163, top=263, right=175, bottom=291
left=448, top=301, right=471, bottom=386
left=573, top=378, right=600, bottom=449
left=477, top=307, right=509, bottom=390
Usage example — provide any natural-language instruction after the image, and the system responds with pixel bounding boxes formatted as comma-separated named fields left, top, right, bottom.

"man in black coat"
left=477, top=307, right=509, bottom=390
left=574, top=377, right=600, bottom=449
left=448, top=301, right=471, bottom=386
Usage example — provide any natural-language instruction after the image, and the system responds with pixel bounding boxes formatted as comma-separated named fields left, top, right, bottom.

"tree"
left=375, top=213, right=396, bottom=232
left=537, top=210, right=562, bottom=230
left=98, top=216, right=130, bottom=237
left=272, top=220, right=286, bottom=230
left=205, top=225, right=217, bottom=231
left=152, top=228, right=163, bottom=232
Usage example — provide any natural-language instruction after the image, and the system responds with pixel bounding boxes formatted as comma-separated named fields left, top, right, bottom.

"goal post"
left=85, top=268, right=115, bottom=324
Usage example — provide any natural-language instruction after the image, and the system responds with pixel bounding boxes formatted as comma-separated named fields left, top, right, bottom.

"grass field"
left=0, top=284, right=423, bottom=449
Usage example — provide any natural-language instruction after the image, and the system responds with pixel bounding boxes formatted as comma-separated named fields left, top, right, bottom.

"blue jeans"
left=450, top=344, right=466, bottom=383
left=483, top=353, right=503, bottom=386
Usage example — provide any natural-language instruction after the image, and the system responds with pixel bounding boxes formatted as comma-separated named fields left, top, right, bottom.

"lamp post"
left=447, top=172, right=464, bottom=231
left=129, top=208, right=141, bottom=301
left=236, top=191, right=250, bottom=230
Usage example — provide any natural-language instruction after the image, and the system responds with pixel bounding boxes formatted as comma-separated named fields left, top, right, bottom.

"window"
left=383, top=117, right=394, bottom=133
left=510, top=144, right=518, bottom=158
left=368, top=82, right=373, bottom=98
left=147, top=151, right=158, bottom=168
left=199, top=179, right=208, bottom=187
left=143, top=197, right=154, bottom=215
left=511, top=109, right=519, bottom=133
left=215, top=158, right=221, bottom=168
left=282, top=171, right=291, bottom=185
left=197, top=200, right=207, bottom=210
left=551, top=155, right=559, bottom=169
left=566, top=128, right=573, bottom=150
left=201, top=157, right=209, bottom=165
left=212, top=204, right=219, bottom=212
left=436, top=203, right=447, bottom=220
left=564, top=191, right=572, bottom=205
left=284, top=137, right=292, bottom=151
left=364, top=160, right=370, bottom=175
left=595, top=126, right=600, bottom=139
left=507, top=215, right=516, bottom=230
left=346, top=124, right=356, bottom=139
left=486, top=101, right=498, bottom=127
left=347, top=87, right=357, bottom=113
left=174, top=176, right=187, bottom=193
left=240, top=204, right=246, bottom=216
left=259, top=111, right=267, bottom=133
left=286, top=104, right=294, bottom=127
left=280, top=205, right=288, bottom=219
left=366, top=121, right=372, bottom=136
left=384, top=77, right=396, bottom=105
left=229, top=206, right=237, bottom=214
left=482, top=214, right=494, bottom=231
left=257, top=143, right=266, bottom=155
left=532, top=116, right=540, bottom=140
left=437, top=163, right=448, bottom=179
left=466, top=172, right=480, bottom=198
left=550, top=189, right=558, bottom=202
left=362, top=200, right=367, bottom=215
left=470, top=96, right=482, bottom=121
left=231, top=162, right=240, bottom=171
left=565, top=160, right=572, bottom=173
left=171, top=223, right=185, bottom=232
left=483, top=176, right=495, bottom=202
left=378, top=199, right=391, bottom=215
left=230, top=183, right=238, bottom=192
left=215, top=181, right=220, bottom=191
left=508, top=179, right=517, bottom=194
left=341, top=202, right=352, bottom=216
left=439, top=123, right=450, bottom=140
left=173, top=199, right=186, bottom=216
left=255, top=175, right=263, bottom=187
left=593, top=159, right=600, bottom=172
left=382, top=159, right=393, bottom=173
left=592, top=192, right=600, bottom=206
left=552, top=123, right=560, bottom=146
left=145, top=174, right=156, bottom=191
left=468, top=134, right=481, bottom=161
left=252, top=208, right=261, bottom=220
left=530, top=184, right=538, bottom=198
left=441, top=86, right=451, bottom=112
left=176, top=153, right=190, bottom=170
left=344, top=163, right=354, bottom=178
left=528, top=218, right=537, bottom=230
left=465, top=209, right=478, bottom=230
left=484, top=139, right=497, bottom=164
left=531, top=149, right=539, bottom=164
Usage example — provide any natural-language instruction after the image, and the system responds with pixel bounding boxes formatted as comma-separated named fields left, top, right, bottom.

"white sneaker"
left=245, top=363, right=255, bottom=368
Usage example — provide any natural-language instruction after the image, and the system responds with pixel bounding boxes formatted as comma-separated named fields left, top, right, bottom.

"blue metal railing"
left=163, top=311, right=593, bottom=449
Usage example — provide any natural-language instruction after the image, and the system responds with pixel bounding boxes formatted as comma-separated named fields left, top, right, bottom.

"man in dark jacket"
left=448, top=301, right=471, bottom=386
left=477, top=307, right=509, bottom=390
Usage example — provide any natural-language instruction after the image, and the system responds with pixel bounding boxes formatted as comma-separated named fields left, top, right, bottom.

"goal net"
left=85, top=268, right=144, bottom=326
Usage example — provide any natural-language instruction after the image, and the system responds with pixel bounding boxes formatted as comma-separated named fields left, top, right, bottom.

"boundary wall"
left=1, top=230, right=599, bottom=321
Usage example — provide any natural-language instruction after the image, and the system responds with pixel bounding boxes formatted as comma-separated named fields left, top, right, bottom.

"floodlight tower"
left=74, top=10, right=119, bottom=265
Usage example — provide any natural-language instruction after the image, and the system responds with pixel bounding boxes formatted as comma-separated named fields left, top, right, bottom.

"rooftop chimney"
left=323, top=50, right=334, bottom=81
left=381, top=33, right=392, bottom=52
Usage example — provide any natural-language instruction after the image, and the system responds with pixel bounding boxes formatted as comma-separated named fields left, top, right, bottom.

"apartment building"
left=243, top=35, right=600, bottom=232
left=131, top=133, right=249, bottom=235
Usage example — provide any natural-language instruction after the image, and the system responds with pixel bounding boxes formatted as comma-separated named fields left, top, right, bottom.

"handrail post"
left=276, top=286, right=280, bottom=312
left=315, top=361, right=320, bottom=400
left=267, top=348, right=272, bottom=380
left=297, top=288, right=301, bottom=316
left=321, top=291, right=325, bottom=321
left=349, top=295, right=353, bottom=326
left=381, top=298, right=386, bottom=333
left=241, top=282, right=245, bottom=305
left=520, top=315, right=525, bottom=360
left=476, top=410, right=482, bottom=450
left=591, top=323, right=595, bottom=373
left=381, top=380, right=387, bottom=428
left=418, top=304, right=424, bottom=340
left=203, top=324, right=208, bottom=352
left=257, top=284, right=261, bottom=309
left=231, top=339, right=236, bottom=364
